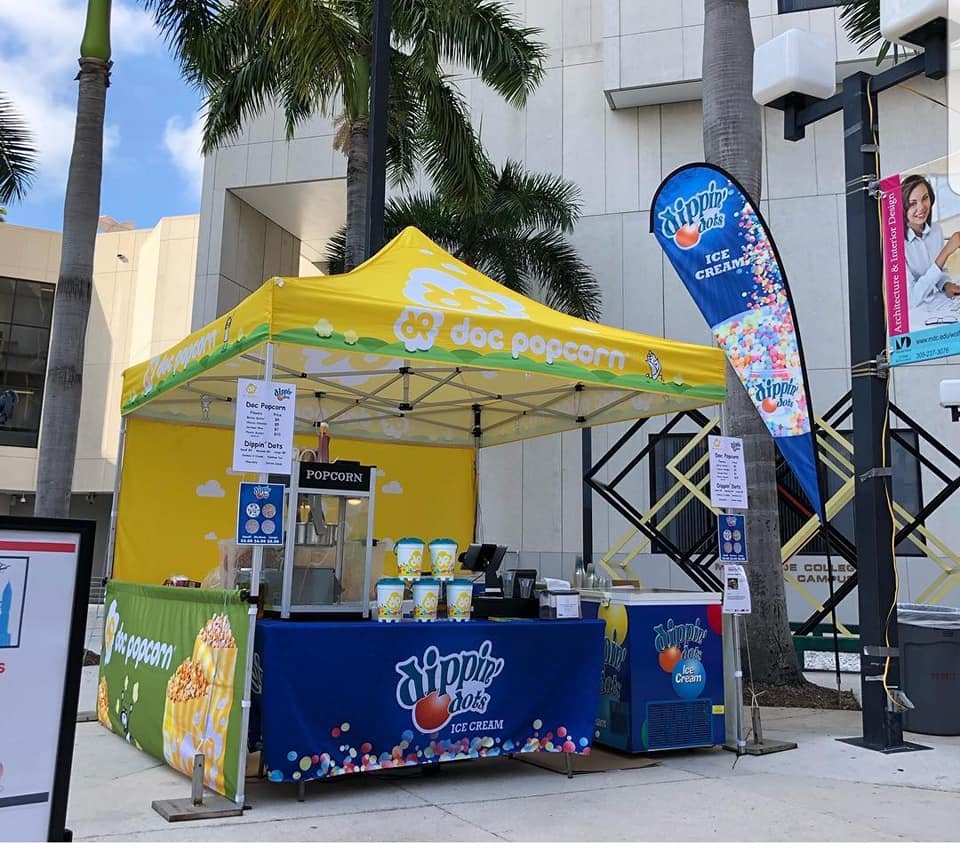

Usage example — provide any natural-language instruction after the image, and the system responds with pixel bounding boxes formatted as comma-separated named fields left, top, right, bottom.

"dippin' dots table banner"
left=250, top=618, right=603, bottom=783
left=97, top=581, right=250, bottom=802
left=650, top=162, right=824, bottom=520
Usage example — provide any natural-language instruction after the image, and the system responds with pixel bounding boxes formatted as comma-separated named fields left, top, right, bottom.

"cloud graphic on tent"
left=196, top=480, right=225, bottom=498
left=204, top=532, right=218, bottom=541
left=382, top=480, right=404, bottom=495
left=376, top=468, right=386, bottom=476
left=380, top=537, right=395, bottom=550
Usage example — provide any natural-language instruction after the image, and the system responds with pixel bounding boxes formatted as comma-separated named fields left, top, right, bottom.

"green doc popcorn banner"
left=97, top=581, right=250, bottom=802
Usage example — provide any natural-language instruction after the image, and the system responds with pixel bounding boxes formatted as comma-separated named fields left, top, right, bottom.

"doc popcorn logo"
left=395, top=640, right=504, bottom=734
left=654, top=618, right=709, bottom=700
left=657, top=180, right=730, bottom=250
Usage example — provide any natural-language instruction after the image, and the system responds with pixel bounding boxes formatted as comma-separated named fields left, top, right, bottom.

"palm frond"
left=521, top=230, right=602, bottom=321
left=323, top=226, right=349, bottom=274
left=839, top=0, right=896, bottom=63
left=488, top=159, right=582, bottom=232
left=0, top=93, right=36, bottom=204
left=405, top=0, right=547, bottom=108
left=469, top=233, right=530, bottom=295
left=415, top=69, right=493, bottom=207
left=384, top=50, right=423, bottom=187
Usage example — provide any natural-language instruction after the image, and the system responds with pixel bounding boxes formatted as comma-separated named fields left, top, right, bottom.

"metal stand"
left=152, top=754, right=243, bottom=822
left=722, top=614, right=798, bottom=756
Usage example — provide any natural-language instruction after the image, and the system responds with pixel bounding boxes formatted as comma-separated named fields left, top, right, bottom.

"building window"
left=0, top=277, right=54, bottom=448
left=649, top=430, right=925, bottom=558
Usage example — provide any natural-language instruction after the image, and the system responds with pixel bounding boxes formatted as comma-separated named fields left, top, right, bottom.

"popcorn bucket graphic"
left=162, top=658, right=211, bottom=780
left=162, top=615, right=238, bottom=796
left=412, top=578, right=440, bottom=622
left=395, top=537, right=425, bottom=578
left=376, top=578, right=405, bottom=622
left=97, top=676, right=111, bottom=728
left=429, top=538, right=458, bottom=579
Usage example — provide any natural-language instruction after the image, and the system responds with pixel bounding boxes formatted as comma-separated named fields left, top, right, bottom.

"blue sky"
left=0, top=1, right=203, bottom=232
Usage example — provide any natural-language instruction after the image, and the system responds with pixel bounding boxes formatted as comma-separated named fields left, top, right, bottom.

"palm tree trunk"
left=702, top=0, right=804, bottom=687
left=344, top=121, right=369, bottom=271
left=34, top=52, right=110, bottom=518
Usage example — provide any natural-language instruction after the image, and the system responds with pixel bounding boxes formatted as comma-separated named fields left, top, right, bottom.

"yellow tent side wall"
left=114, top=417, right=477, bottom=586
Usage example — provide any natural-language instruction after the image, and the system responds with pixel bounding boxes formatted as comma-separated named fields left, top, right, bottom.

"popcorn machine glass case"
left=266, top=461, right=376, bottom=618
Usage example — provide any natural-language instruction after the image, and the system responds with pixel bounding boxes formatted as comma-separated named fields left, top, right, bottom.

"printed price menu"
left=232, top=378, right=297, bottom=475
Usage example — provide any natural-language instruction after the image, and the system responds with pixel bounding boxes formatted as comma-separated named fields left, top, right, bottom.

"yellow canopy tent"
left=110, top=227, right=726, bottom=587
left=121, top=227, right=726, bottom=444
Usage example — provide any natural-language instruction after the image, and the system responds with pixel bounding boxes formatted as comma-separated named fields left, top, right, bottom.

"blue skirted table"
left=250, top=617, right=604, bottom=792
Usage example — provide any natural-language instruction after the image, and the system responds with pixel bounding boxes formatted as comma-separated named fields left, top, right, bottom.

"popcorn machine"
left=263, top=460, right=377, bottom=619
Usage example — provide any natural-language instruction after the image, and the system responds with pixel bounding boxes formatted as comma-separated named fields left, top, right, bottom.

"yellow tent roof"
left=122, top=227, right=725, bottom=447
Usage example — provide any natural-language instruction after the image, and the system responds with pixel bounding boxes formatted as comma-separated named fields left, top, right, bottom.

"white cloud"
left=382, top=480, right=403, bottom=495
left=163, top=111, right=204, bottom=199
left=204, top=532, right=218, bottom=541
left=0, top=1, right=160, bottom=200
left=196, top=480, right=225, bottom=498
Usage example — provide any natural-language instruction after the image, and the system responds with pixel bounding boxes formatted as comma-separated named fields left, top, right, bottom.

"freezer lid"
left=580, top=588, right=721, bottom=606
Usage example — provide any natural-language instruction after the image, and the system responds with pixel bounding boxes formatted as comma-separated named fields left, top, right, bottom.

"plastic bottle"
left=572, top=556, right=586, bottom=589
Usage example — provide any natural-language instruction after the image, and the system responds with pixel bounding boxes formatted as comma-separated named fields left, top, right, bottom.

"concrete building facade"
left=0, top=215, right=200, bottom=597
left=181, top=2, right=960, bottom=618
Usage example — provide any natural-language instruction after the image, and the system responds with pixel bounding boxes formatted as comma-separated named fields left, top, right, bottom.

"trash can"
left=898, top=603, right=960, bottom=735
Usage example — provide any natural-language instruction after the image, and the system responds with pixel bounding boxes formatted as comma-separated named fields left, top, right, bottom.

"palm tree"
left=153, top=0, right=545, bottom=271
left=324, top=159, right=601, bottom=320
left=0, top=92, right=36, bottom=206
left=702, top=0, right=805, bottom=688
left=34, top=0, right=112, bottom=518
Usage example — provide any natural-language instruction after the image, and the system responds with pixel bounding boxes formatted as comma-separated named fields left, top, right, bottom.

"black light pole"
left=773, top=22, right=946, bottom=751
left=364, top=0, right=392, bottom=260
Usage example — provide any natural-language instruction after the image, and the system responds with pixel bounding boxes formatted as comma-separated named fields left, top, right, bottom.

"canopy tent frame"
left=106, top=226, right=728, bottom=809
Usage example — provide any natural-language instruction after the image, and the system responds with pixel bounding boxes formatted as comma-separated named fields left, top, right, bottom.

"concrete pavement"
left=67, top=707, right=960, bottom=842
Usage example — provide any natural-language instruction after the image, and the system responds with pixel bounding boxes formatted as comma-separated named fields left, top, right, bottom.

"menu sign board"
left=708, top=435, right=748, bottom=510
left=0, top=518, right=94, bottom=842
left=232, top=378, right=296, bottom=475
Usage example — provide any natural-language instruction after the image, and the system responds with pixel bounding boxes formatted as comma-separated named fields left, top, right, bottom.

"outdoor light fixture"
left=755, top=13, right=947, bottom=753
left=346, top=498, right=362, bottom=506
left=753, top=29, right=836, bottom=107
left=18, top=494, right=26, bottom=504
left=881, top=0, right=949, bottom=46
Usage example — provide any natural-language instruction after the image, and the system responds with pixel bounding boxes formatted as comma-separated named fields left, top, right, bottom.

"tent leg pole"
left=234, top=341, right=275, bottom=810
left=103, top=416, right=127, bottom=585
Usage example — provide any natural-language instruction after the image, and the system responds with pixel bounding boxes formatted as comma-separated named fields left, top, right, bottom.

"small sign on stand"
left=720, top=564, right=797, bottom=757
left=722, top=564, right=752, bottom=615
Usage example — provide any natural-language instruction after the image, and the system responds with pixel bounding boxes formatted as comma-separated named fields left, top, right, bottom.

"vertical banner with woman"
left=649, top=163, right=825, bottom=522
left=882, top=157, right=960, bottom=366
